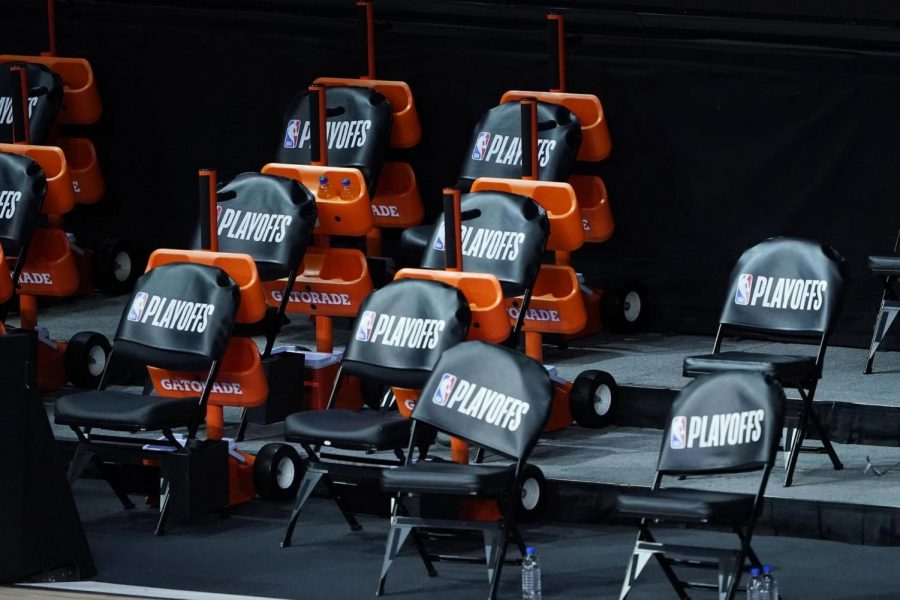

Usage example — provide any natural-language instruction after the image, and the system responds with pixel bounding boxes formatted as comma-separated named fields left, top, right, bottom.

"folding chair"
left=0, top=152, right=45, bottom=313
left=682, top=237, right=847, bottom=487
left=617, top=371, right=785, bottom=600
left=279, top=277, right=472, bottom=545
left=0, top=62, right=63, bottom=145
left=864, top=229, right=900, bottom=374
left=54, top=260, right=241, bottom=534
left=418, top=190, right=549, bottom=337
left=376, top=340, right=554, bottom=600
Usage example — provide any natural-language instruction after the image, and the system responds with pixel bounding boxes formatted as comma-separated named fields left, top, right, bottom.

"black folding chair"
left=617, top=372, right=785, bottom=600
left=418, top=190, right=549, bottom=338
left=280, top=278, right=471, bottom=546
left=0, top=152, right=45, bottom=321
left=864, top=229, right=900, bottom=374
left=217, top=172, right=317, bottom=358
left=683, top=237, right=847, bottom=487
left=54, top=261, right=240, bottom=534
left=376, top=340, right=554, bottom=600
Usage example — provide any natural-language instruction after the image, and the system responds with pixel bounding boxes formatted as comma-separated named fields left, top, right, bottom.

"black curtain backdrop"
left=3, top=1, right=900, bottom=345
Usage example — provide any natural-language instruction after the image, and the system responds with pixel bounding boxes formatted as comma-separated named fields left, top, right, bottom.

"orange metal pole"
left=548, top=13, right=566, bottom=93
left=199, top=169, right=218, bottom=252
left=357, top=1, right=376, bottom=79
left=19, top=295, right=38, bottom=330
left=47, top=0, right=57, bottom=57
left=10, top=66, right=30, bottom=145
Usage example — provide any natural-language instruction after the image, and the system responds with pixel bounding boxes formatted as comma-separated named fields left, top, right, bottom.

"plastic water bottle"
left=522, top=547, right=542, bottom=599
left=747, top=567, right=762, bottom=600
left=340, top=177, right=354, bottom=200
left=762, top=565, right=779, bottom=600
left=317, top=175, right=333, bottom=199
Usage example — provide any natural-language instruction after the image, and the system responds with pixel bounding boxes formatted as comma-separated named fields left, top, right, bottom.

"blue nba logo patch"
left=128, top=292, right=149, bottom=322
left=670, top=416, right=687, bottom=449
left=472, top=131, right=491, bottom=161
left=433, top=226, right=446, bottom=251
left=734, top=273, right=753, bottom=306
left=356, top=310, right=376, bottom=341
left=284, top=120, right=301, bottom=148
left=432, top=373, right=457, bottom=406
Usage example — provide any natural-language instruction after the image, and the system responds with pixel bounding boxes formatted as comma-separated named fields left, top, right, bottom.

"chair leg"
left=620, top=525, right=689, bottom=600
left=66, top=443, right=94, bottom=484
left=487, top=494, right=518, bottom=600
left=95, top=459, right=136, bottom=510
left=806, top=407, right=843, bottom=471
left=321, top=474, right=362, bottom=531
left=783, top=406, right=808, bottom=487
left=155, top=478, right=173, bottom=536
left=865, top=300, right=898, bottom=374
left=377, top=522, right=413, bottom=596
left=281, top=469, right=324, bottom=547
left=410, top=529, right=438, bottom=577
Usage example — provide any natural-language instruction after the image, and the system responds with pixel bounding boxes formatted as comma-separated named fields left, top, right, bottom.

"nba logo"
left=670, top=416, right=687, bottom=449
left=472, top=132, right=491, bottom=161
left=284, top=120, right=301, bottom=148
left=356, top=310, right=376, bottom=341
left=432, top=373, right=457, bottom=406
left=128, top=292, right=149, bottom=322
left=216, top=205, right=222, bottom=222
left=433, top=225, right=446, bottom=251
left=734, top=273, right=753, bottom=306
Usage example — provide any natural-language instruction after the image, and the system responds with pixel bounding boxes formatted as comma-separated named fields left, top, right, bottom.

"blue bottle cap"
left=526, top=547, right=535, bottom=555
left=751, top=568, right=761, bottom=576
left=319, top=176, right=328, bottom=184
left=342, top=178, right=351, bottom=185
left=763, top=565, right=773, bottom=574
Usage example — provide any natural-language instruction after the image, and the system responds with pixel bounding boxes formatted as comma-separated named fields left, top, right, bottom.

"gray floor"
left=34, top=293, right=900, bottom=523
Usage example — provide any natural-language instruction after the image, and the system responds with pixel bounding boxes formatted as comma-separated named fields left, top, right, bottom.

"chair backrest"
left=342, top=278, right=471, bottom=389
left=113, top=262, right=240, bottom=372
left=0, top=62, right=63, bottom=145
left=0, top=152, right=44, bottom=256
left=419, top=191, right=549, bottom=297
left=275, top=85, right=391, bottom=194
left=719, top=237, right=848, bottom=338
left=457, top=101, right=582, bottom=192
left=658, top=372, right=785, bottom=475
left=215, top=172, right=317, bottom=281
left=412, top=341, right=553, bottom=461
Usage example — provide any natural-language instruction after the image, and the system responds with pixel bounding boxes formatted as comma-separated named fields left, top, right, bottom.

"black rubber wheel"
left=92, top=239, right=140, bottom=295
left=65, top=331, right=111, bottom=388
left=570, top=370, right=618, bottom=429
left=254, top=443, right=304, bottom=501
left=516, top=464, right=548, bottom=523
left=601, top=281, right=644, bottom=333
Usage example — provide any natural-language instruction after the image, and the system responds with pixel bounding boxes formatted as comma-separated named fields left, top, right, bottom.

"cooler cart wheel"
left=570, top=370, right=618, bottom=429
left=601, top=281, right=644, bottom=333
left=65, top=331, right=111, bottom=388
left=516, top=464, right=548, bottom=523
left=254, top=443, right=304, bottom=501
left=93, top=239, right=140, bottom=295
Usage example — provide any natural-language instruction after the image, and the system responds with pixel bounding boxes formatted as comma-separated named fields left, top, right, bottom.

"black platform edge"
left=550, top=479, right=900, bottom=547
left=618, top=385, right=900, bottom=447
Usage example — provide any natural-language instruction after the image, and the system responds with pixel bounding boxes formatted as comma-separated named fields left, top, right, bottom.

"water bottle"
left=522, top=547, right=542, bottom=599
left=747, top=567, right=762, bottom=600
left=317, top=175, right=333, bottom=199
left=340, top=177, right=354, bottom=200
left=762, top=565, right=779, bottom=600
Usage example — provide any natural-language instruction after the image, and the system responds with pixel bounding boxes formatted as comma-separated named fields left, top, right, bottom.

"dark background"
left=4, top=0, right=900, bottom=344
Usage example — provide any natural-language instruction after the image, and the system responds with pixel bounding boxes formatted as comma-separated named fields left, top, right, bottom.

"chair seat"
left=380, top=460, right=516, bottom=496
left=284, top=409, right=411, bottom=450
left=616, top=488, right=755, bottom=523
left=683, top=351, right=816, bottom=385
left=868, top=255, right=900, bottom=274
left=55, top=390, right=199, bottom=432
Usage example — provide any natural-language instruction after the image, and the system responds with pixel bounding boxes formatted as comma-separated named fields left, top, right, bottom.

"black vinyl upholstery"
left=683, top=351, right=817, bottom=385
left=380, top=460, right=515, bottom=496
left=868, top=254, right=900, bottom=274
left=284, top=409, right=411, bottom=449
left=616, top=488, right=755, bottom=523
left=55, top=391, right=198, bottom=433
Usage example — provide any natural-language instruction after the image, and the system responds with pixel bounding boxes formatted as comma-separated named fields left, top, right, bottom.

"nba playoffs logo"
left=734, top=274, right=753, bottom=306
left=128, top=292, right=149, bottom=322
left=472, top=132, right=491, bottom=161
left=356, top=310, right=376, bottom=341
left=432, top=373, right=457, bottom=406
left=670, top=416, right=687, bottom=449
left=283, top=120, right=301, bottom=148
left=216, top=205, right=222, bottom=221
left=433, top=225, right=446, bottom=251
